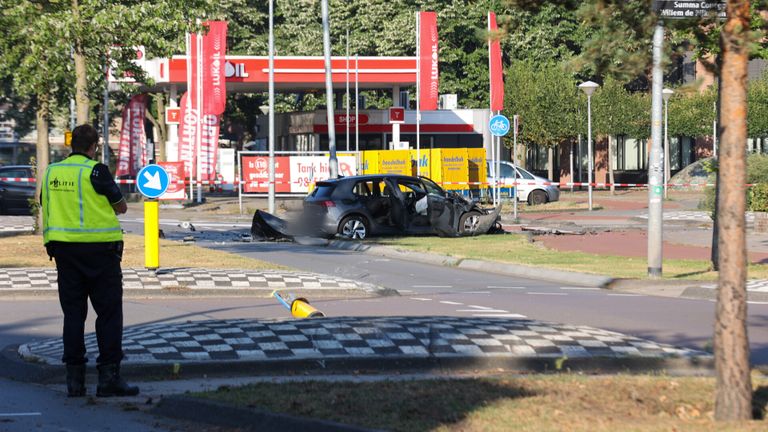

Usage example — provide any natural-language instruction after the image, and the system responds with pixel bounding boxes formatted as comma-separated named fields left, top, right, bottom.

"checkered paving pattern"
left=700, top=280, right=768, bottom=293
left=0, top=215, right=34, bottom=235
left=0, top=268, right=375, bottom=292
left=19, top=316, right=707, bottom=365
left=638, top=211, right=755, bottom=223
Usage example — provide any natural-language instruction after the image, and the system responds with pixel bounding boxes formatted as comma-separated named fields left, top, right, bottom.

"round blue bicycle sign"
left=489, top=114, right=510, bottom=137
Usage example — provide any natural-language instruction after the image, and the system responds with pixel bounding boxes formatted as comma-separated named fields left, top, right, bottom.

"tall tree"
left=592, top=78, right=649, bottom=193
left=505, top=60, right=579, bottom=177
left=714, top=0, right=753, bottom=421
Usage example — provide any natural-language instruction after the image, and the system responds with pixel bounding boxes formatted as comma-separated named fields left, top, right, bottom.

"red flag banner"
left=418, top=11, right=439, bottom=111
left=116, top=94, right=147, bottom=178
left=177, top=92, right=197, bottom=177
left=199, top=114, right=220, bottom=181
left=202, top=21, right=227, bottom=116
left=489, top=12, right=504, bottom=111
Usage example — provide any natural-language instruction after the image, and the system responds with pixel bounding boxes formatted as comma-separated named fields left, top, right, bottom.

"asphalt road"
left=117, top=218, right=768, bottom=364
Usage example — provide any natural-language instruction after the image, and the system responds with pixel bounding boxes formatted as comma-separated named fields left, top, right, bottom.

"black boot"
left=65, top=364, right=86, bottom=397
left=96, top=363, right=139, bottom=397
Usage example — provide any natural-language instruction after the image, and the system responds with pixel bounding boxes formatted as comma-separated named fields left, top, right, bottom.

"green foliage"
left=504, top=61, right=579, bottom=148
left=701, top=155, right=768, bottom=214
left=668, top=87, right=717, bottom=138
left=747, top=154, right=768, bottom=185
left=748, top=183, right=768, bottom=213
left=592, top=78, right=649, bottom=138
left=749, top=77, right=768, bottom=138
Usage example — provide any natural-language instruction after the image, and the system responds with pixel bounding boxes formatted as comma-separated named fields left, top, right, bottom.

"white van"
left=486, top=160, right=560, bottom=205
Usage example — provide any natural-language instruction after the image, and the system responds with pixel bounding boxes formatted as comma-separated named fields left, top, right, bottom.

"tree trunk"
left=34, top=95, right=51, bottom=235
left=712, top=62, right=722, bottom=272
left=714, top=0, right=752, bottom=422
left=145, top=94, right=168, bottom=162
left=547, top=146, right=554, bottom=181
left=608, top=135, right=616, bottom=195
left=72, top=0, right=89, bottom=123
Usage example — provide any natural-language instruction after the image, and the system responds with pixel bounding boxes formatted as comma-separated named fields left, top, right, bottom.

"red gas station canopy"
left=152, top=56, right=417, bottom=92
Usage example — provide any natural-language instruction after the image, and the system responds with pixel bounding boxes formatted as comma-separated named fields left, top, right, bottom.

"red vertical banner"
left=116, top=94, right=147, bottom=178
left=177, top=92, right=196, bottom=177
left=199, top=114, right=220, bottom=181
left=418, top=11, right=439, bottom=111
left=489, top=12, right=504, bottom=111
left=202, top=21, right=227, bottom=115
left=199, top=20, right=227, bottom=182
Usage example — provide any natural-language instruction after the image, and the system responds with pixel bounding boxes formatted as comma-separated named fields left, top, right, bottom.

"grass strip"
left=194, top=374, right=768, bottom=432
left=372, top=234, right=768, bottom=280
left=0, top=234, right=287, bottom=270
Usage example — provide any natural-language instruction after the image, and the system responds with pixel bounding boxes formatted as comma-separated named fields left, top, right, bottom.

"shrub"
left=698, top=154, right=768, bottom=216
left=749, top=183, right=768, bottom=212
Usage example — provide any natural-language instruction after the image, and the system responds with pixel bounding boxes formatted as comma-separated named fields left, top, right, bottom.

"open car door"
left=384, top=178, right=407, bottom=231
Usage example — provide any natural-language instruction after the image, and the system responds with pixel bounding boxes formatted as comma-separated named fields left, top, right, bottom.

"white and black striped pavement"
left=0, top=215, right=34, bottom=236
left=0, top=267, right=381, bottom=294
left=18, top=316, right=708, bottom=367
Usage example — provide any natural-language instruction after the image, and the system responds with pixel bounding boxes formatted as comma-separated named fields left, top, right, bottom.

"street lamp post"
left=579, top=81, right=599, bottom=211
left=662, top=88, right=674, bottom=199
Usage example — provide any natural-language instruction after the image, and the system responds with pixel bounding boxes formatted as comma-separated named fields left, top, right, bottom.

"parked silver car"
left=486, top=161, right=559, bottom=205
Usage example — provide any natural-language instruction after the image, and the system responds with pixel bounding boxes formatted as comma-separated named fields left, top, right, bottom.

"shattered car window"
left=353, top=181, right=373, bottom=197
left=421, top=177, right=444, bottom=196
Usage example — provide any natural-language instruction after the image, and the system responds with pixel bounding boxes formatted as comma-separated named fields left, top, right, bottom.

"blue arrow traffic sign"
left=136, top=164, right=169, bottom=199
left=489, top=114, right=510, bottom=137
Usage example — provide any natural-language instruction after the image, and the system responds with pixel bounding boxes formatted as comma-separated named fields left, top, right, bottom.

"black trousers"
left=49, top=241, right=124, bottom=366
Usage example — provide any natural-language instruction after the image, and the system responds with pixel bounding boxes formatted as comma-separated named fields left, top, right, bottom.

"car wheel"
left=459, top=211, right=482, bottom=236
left=338, top=215, right=369, bottom=240
left=528, top=190, right=548, bottom=206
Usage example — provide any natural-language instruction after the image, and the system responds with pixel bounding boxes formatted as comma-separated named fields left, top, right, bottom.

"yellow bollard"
left=144, top=200, right=160, bottom=270
left=290, top=297, right=325, bottom=318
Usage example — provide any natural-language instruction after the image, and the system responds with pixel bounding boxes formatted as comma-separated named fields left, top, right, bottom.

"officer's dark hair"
left=71, top=124, right=99, bottom=153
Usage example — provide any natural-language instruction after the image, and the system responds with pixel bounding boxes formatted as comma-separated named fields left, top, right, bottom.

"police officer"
left=42, top=124, right=138, bottom=397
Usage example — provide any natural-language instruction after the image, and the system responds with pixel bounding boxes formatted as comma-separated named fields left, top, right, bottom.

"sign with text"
left=241, top=155, right=357, bottom=194
left=653, top=1, right=726, bottom=20
left=158, top=162, right=186, bottom=200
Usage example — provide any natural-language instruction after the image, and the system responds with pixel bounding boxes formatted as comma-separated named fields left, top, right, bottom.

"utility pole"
left=647, top=21, right=665, bottom=278
left=321, top=0, right=339, bottom=178
left=268, top=0, right=275, bottom=213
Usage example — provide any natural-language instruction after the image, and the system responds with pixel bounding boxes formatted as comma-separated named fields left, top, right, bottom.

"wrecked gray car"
left=251, top=174, right=501, bottom=240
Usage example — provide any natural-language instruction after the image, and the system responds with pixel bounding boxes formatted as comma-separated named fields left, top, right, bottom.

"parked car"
left=252, top=174, right=501, bottom=240
left=0, top=165, right=35, bottom=215
left=486, top=160, right=559, bottom=205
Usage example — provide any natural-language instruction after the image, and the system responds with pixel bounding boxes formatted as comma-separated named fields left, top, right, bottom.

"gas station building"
left=144, top=55, right=494, bottom=161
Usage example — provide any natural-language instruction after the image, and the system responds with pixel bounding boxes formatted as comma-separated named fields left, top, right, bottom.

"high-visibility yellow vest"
left=42, top=155, right=122, bottom=244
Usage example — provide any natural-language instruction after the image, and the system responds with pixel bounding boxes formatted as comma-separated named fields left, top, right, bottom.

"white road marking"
left=607, top=294, right=643, bottom=297
left=399, top=290, right=415, bottom=294
left=472, top=313, right=528, bottom=319
left=487, top=286, right=526, bottom=289
left=0, top=412, right=42, bottom=417
left=440, top=300, right=464, bottom=305
left=457, top=309, right=509, bottom=313
left=748, top=301, right=768, bottom=305
left=413, top=285, right=452, bottom=288
left=410, top=297, right=432, bottom=301
left=560, top=287, right=600, bottom=291
left=527, top=292, right=567, bottom=296
left=462, top=291, right=491, bottom=294
left=467, top=305, right=495, bottom=310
